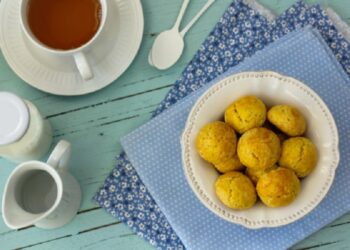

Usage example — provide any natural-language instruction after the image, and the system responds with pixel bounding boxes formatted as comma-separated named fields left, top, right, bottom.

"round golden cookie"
left=225, top=96, right=266, bottom=134
left=215, top=171, right=257, bottom=210
left=245, top=165, right=278, bottom=185
left=279, top=137, right=318, bottom=178
left=267, top=105, right=306, bottom=137
left=237, top=128, right=281, bottom=170
left=214, top=155, right=244, bottom=173
left=256, top=167, right=301, bottom=208
left=196, top=121, right=237, bottom=164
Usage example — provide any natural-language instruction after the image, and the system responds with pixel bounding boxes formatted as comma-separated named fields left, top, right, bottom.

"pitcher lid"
left=0, top=92, right=29, bottom=145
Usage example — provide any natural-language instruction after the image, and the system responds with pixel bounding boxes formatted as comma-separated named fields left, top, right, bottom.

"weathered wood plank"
left=0, top=209, right=119, bottom=249
left=293, top=213, right=350, bottom=250
left=22, top=224, right=154, bottom=250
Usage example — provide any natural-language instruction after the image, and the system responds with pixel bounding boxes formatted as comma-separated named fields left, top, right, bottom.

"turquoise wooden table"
left=0, top=0, right=349, bottom=249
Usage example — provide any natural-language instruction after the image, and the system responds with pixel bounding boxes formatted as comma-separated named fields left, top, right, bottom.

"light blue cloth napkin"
left=121, top=27, right=350, bottom=250
left=95, top=1, right=350, bottom=249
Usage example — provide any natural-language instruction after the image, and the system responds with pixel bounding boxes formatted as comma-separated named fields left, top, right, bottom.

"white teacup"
left=2, top=140, right=82, bottom=229
left=19, top=0, right=109, bottom=81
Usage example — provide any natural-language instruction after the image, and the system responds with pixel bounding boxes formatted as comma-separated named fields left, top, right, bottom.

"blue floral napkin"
left=121, top=26, right=350, bottom=250
left=95, top=1, right=350, bottom=249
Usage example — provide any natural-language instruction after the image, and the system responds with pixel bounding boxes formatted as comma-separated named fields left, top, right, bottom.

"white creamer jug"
left=2, top=140, right=81, bottom=229
left=0, top=92, right=53, bottom=162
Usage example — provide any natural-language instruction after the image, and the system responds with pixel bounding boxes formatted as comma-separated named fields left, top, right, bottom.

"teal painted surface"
left=0, top=0, right=349, bottom=249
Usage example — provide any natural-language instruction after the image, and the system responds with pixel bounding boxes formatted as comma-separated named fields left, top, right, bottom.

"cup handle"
left=47, top=140, right=71, bottom=173
left=73, top=52, right=93, bottom=81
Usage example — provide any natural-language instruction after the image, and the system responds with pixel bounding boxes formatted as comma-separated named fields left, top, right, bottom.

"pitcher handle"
left=47, top=140, right=71, bottom=173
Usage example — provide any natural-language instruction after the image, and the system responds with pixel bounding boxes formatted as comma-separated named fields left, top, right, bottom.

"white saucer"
left=0, top=0, right=144, bottom=96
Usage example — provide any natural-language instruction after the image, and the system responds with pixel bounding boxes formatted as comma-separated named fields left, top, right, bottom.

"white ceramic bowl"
left=181, top=71, right=340, bottom=229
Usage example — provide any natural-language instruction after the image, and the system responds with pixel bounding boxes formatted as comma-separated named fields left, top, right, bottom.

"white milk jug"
left=2, top=140, right=81, bottom=229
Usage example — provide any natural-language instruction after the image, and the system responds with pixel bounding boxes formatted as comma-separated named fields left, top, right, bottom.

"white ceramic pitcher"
left=2, top=140, right=81, bottom=229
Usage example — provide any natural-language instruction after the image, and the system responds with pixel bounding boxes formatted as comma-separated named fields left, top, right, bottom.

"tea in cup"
left=20, top=0, right=109, bottom=80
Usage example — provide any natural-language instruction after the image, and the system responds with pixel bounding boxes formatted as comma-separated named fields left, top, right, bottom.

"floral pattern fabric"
left=120, top=27, right=350, bottom=250
left=95, top=1, right=350, bottom=249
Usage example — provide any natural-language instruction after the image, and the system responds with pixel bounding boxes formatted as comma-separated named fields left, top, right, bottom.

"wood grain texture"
left=0, top=0, right=349, bottom=249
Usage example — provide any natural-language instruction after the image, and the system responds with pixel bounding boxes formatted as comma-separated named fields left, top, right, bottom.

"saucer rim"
left=0, top=0, right=144, bottom=96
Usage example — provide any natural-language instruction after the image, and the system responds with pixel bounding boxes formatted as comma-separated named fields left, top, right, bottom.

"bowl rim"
left=181, top=71, right=340, bottom=229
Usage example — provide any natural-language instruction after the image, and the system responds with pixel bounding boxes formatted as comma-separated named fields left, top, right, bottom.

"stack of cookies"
left=195, top=96, right=318, bottom=210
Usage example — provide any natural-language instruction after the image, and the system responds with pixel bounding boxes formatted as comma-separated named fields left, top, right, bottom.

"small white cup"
left=2, top=140, right=82, bottom=229
left=19, top=0, right=109, bottom=81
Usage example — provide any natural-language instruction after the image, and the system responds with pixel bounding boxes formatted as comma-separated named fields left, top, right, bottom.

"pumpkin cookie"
left=257, top=167, right=301, bottom=207
left=237, top=128, right=281, bottom=170
left=267, top=105, right=306, bottom=137
left=196, top=121, right=237, bottom=164
left=225, top=96, right=266, bottom=134
left=279, top=137, right=318, bottom=178
left=215, top=172, right=257, bottom=210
